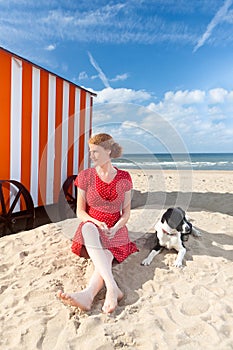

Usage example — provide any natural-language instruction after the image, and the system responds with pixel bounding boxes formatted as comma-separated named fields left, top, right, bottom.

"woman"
left=58, top=133, right=138, bottom=313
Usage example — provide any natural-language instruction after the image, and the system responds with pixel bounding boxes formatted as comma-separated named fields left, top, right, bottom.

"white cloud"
left=121, top=121, right=139, bottom=129
left=148, top=88, right=233, bottom=151
left=110, top=73, right=129, bottom=82
left=78, top=71, right=88, bottom=80
left=228, top=91, right=233, bottom=100
left=164, top=90, right=205, bottom=104
left=44, top=44, right=56, bottom=51
left=121, top=121, right=146, bottom=136
left=92, top=112, right=112, bottom=124
left=208, top=88, right=229, bottom=103
left=91, top=86, right=233, bottom=152
left=94, top=87, right=152, bottom=104
left=90, top=74, right=99, bottom=80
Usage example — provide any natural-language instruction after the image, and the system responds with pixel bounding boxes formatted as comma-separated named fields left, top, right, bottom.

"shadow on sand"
left=108, top=189, right=233, bottom=314
left=131, top=189, right=233, bottom=216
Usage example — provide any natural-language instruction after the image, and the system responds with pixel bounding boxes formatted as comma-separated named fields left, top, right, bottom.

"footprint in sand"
left=192, top=284, right=226, bottom=298
left=180, top=285, right=216, bottom=316
left=180, top=296, right=209, bottom=316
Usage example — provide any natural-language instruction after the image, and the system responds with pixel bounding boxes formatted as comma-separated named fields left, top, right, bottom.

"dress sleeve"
left=74, top=169, right=88, bottom=191
left=121, top=171, right=133, bottom=192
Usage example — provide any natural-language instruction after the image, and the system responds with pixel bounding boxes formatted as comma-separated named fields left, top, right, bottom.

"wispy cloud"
left=193, top=0, right=233, bottom=52
left=1, top=0, right=233, bottom=57
left=110, top=73, right=129, bottom=82
left=78, top=71, right=88, bottom=80
left=0, top=1, right=202, bottom=51
left=85, top=52, right=130, bottom=87
left=87, top=51, right=110, bottom=88
left=78, top=69, right=129, bottom=85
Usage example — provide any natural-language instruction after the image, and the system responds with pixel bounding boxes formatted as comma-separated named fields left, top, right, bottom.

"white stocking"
left=81, top=222, right=117, bottom=290
left=82, top=222, right=123, bottom=313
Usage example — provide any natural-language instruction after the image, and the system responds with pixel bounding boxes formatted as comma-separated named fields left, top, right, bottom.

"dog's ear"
left=161, top=214, right=166, bottom=223
left=161, top=212, right=169, bottom=223
left=161, top=208, right=173, bottom=223
left=177, top=207, right=185, bottom=216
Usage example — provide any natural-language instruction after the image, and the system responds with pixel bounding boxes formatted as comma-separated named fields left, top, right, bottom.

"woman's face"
left=89, top=143, right=111, bottom=167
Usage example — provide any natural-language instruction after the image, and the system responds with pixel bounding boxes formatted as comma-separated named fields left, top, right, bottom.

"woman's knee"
left=81, top=222, right=102, bottom=248
left=82, top=222, right=98, bottom=237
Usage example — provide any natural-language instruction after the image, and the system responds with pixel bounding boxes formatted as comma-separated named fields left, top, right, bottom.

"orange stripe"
left=53, top=77, right=63, bottom=202
left=67, top=84, right=75, bottom=176
left=0, top=49, right=11, bottom=180
left=38, top=70, right=49, bottom=206
left=21, top=61, right=32, bottom=192
left=78, top=90, right=86, bottom=171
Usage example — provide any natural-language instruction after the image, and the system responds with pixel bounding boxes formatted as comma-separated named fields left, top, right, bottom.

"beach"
left=0, top=169, right=233, bottom=350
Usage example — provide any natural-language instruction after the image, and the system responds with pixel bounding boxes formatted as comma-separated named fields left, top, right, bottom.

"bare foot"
left=102, top=287, right=124, bottom=314
left=57, top=290, right=93, bottom=311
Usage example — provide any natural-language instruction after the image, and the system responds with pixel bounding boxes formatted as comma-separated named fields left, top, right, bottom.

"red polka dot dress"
left=71, top=167, right=138, bottom=263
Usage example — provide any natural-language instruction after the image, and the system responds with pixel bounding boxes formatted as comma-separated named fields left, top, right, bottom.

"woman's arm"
left=76, top=188, right=108, bottom=231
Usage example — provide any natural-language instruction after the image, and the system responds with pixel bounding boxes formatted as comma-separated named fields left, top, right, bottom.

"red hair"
left=89, top=133, right=122, bottom=158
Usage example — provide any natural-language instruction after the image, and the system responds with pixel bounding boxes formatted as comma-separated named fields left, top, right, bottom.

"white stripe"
left=30, top=67, right=40, bottom=207
left=46, top=74, right=56, bottom=205
left=10, top=58, right=22, bottom=212
left=83, top=93, right=91, bottom=169
left=10, top=57, right=22, bottom=182
left=61, top=81, right=69, bottom=188
left=73, top=88, right=80, bottom=174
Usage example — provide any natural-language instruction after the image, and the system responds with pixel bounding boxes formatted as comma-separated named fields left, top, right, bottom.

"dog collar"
left=162, top=228, right=176, bottom=236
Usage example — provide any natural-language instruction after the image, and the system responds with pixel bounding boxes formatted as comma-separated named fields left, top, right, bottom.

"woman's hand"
left=97, top=221, right=109, bottom=233
left=96, top=222, right=116, bottom=239
left=107, top=226, right=118, bottom=239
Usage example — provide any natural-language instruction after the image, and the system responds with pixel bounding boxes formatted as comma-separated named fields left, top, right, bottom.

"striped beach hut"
left=0, top=47, right=96, bottom=234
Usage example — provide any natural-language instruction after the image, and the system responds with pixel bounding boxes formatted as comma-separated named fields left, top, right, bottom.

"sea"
left=112, top=153, right=233, bottom=171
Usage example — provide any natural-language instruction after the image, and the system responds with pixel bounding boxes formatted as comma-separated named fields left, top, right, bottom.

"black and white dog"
left=141, top=207, right=201, bottom=267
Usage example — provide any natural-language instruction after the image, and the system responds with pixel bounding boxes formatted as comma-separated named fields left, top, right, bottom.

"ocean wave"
left=112, top=158, right=233, bottom=170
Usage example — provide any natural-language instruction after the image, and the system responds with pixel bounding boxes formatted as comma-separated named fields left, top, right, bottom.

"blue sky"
left=1, top=0, right=233, bottom=153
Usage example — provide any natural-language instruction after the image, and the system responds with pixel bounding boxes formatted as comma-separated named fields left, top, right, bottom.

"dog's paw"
left=192, top=228, right=202, bottom=237
left=141, top=257, right=152, bottom=266
left=141, top=250, right=158, bottom=266
left=174, top=259, right=183, bottom=268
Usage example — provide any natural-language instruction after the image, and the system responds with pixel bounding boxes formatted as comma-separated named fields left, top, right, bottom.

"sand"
left=0, top=170, right=233, bottom=350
